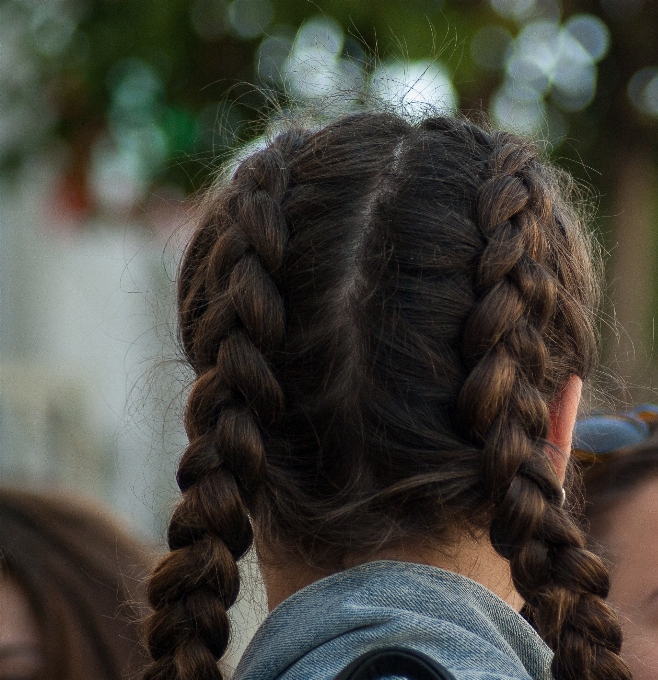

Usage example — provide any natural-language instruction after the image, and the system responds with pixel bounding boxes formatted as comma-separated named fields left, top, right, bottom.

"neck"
left=258, top=533, right=523, bottom=612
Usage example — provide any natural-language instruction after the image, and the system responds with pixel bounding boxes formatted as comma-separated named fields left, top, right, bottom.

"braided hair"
left=144, top=112, right=631, bottom=680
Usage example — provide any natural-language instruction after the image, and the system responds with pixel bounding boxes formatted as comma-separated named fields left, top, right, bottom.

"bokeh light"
left=282, top=16, right=362, bottom=103
left=370, top=59, right=457, bottom=118
left=489, top=0, right=537, bottom=23
left=0, top=2, right=57, bottom=157
left=30, top=4, right=77, bottom=58
left=629, top=67, right=658, bottom=117
left=227, top=0, right=274, bottom=40
left=490, top=13, right=609, bottom=134
left=91, top=60, right=168, bottom=213
left=491, top=85, right=547, bottom=135
left=256, top=27, right=295, bottom=84
left=564, top=14, right=610, bottom=62
left=278, top=15, right=458, bottom=119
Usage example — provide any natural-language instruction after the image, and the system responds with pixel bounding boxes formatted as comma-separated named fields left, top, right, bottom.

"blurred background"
left=1, top=0, right=657, bottom=664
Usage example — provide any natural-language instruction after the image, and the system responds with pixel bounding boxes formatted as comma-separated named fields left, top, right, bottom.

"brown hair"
left=0, top=488, right=152, bottom=680
left=144, top=112, right=630, bottom=680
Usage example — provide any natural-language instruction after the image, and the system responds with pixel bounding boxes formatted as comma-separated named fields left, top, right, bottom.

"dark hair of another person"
left=0, top=488, right=152, bottom=680
left=143, top=112, right=631, bottom=680
left=581, top=436, right=658, bottom=543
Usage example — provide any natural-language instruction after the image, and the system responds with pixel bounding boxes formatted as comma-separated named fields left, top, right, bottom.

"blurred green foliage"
left=1, top=0, right=657, bottom=218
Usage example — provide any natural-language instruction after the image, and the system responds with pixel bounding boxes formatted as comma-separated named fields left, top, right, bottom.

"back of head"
left=144, top=111, right=630, bottom=680
left=0, top=488, right=152, bottom=680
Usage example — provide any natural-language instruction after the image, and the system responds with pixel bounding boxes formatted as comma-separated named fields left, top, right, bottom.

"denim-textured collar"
left=233, top=560, right=553, bottom=680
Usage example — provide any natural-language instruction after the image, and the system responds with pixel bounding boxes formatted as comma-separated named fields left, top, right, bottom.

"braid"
left=147, top=111, right=630, bottom=680
left=456, top=128, right=631, bottom=680
left=143, top=130, right=306, bottom=680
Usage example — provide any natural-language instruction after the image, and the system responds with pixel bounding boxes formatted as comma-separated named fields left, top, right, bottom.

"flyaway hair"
left=144, top=112, right=630, bottom=680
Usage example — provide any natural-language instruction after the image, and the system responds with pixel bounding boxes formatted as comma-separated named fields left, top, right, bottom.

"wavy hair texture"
left=144, top=112, right=631, bottom=680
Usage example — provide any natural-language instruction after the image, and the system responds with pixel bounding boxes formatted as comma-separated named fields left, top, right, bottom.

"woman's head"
left=145, top=111, right=628, bottom=680
left=0, top=488, right=152, bottom=680
left=581, top=423, right=658, bottom=680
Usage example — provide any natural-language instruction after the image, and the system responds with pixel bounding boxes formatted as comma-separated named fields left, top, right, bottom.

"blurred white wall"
left=0, top=161, right=184, bottom=540
left=0, top=161, right=268, bottom=669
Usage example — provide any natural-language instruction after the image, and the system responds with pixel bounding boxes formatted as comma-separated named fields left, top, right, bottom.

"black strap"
left=335, top=647, right=458, bottom=680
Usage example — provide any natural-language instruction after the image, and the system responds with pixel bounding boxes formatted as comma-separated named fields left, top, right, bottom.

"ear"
left=547, top=375, right=582, bottom=483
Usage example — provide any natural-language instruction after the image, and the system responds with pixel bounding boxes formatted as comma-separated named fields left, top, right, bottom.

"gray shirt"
left=233, top=560, right=553, bottom=680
